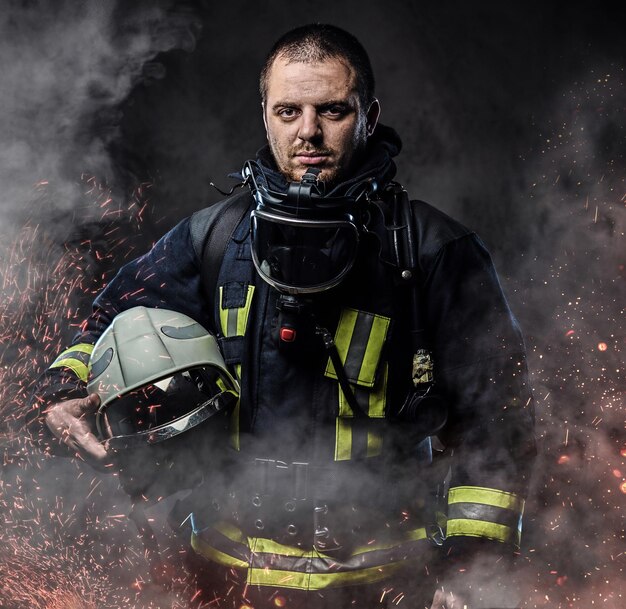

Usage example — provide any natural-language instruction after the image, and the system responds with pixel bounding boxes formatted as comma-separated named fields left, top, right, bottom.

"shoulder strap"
left=189, top=189, right=253, bottom=320
left=382, top=184, right=447, bottom=431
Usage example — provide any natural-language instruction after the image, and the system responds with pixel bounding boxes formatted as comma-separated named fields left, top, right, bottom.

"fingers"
left=45, top=394, right=113, bottom=471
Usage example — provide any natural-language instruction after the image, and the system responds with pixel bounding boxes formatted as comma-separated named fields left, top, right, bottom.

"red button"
left=280, top=327, right=296, bottom=342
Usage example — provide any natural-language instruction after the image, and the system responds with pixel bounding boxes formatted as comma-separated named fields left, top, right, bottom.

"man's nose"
left=297, top=108, right=322, bottom=142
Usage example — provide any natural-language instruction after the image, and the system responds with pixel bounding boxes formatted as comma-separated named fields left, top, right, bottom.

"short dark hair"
left=260, top=24, right=376, bottom=108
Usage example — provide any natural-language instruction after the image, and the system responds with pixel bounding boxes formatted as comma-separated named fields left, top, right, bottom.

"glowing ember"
left=620, top=481, right=626, bottom=494
left=621, top=448, right=626, bottom=458
left=557, top=455, right=570, bottom=464
left=612, top=469, right=622, bottom=478
left=597, top=342, right=608, bottom=351
left=565, top=329, right=575, bottom=337
left=274, top=595, right=287, bottom=607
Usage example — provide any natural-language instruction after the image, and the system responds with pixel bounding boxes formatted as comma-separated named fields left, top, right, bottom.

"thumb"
left=76, top=392, right=101, bottom=416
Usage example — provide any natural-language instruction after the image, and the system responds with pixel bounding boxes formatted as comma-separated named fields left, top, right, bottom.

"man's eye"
left=278, top=108, right=298, bottom=119
left=322, top=105, right=348, bottom=117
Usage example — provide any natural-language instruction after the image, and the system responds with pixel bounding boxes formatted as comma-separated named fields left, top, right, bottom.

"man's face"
left=263, top=55, right=379, bottom=185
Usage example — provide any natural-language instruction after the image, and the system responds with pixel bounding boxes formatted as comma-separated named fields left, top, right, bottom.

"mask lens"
left=251, top=211, right=359, bottom=293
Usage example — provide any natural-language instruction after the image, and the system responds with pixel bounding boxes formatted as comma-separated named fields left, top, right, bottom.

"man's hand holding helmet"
left=45, top=392, right=112, bottom=471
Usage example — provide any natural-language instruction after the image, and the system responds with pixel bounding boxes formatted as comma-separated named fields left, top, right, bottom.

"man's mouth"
left=293, top=152, right=331, bottom=165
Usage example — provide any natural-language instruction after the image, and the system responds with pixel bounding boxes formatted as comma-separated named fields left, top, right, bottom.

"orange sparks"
left=274, top=596, right=286, bottom=607
left=597, top=342, right=608, bottom=351
left=620, top=448, right=626, bottom=458
left=612, top=469, right=622, bottom=478
left=565, top=329, right=575, bottom=337
left=620, top=481, right=626, bottom=494
left=558, top=455, right=570, bottom=464
left=131, top=578, right=143, bottom=591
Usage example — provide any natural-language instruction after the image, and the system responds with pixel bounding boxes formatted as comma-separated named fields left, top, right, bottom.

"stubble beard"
left=272, top=144, right=365, bottom=188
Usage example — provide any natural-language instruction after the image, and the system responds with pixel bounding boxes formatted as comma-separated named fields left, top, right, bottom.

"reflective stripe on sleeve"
left=446, top=486, right=525, bottom=547
left=49, top=343, right=95, bottom=383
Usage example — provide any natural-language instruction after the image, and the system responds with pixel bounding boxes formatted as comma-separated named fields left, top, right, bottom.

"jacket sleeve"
left=29, top=216, right=209, bottom=451
left=422, top=232, right=536, bottom=556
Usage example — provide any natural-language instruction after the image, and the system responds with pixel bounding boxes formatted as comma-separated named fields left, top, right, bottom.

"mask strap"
left=315, top=325, right=367, bottom=418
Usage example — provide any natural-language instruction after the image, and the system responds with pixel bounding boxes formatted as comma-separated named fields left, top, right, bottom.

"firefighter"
left=34, top=24, right=536, bottom=608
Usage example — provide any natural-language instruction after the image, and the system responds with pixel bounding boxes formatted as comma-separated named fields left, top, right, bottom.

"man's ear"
left=262, top=102, right=269, bottom=135
left=366, top=98, right=381, bottom=136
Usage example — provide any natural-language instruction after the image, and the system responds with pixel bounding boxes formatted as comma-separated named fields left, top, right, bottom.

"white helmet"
left=87, top=306, right=238, bottom=451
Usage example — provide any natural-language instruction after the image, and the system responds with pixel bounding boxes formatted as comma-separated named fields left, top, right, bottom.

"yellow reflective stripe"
left=213, top=520, right=247, bottom=543
left=237, top=285, right=255, bottom=335
left=448, top=486, right=525, bottom=513
left=358, top=314, right=390, bottom=385
left=329, top=308, right=358, bottom=378
left=252, top=538, right=319, bottom=558
left=325, top=309, right=390, bottom=388
left=49, top=344, right=95, bottom=383
left=338, top=384, right=354, bottom=418
left=250, top=526, right=429, bottom=559
left=247, top=563, right=398, bottom=590
left=50, top=357, right=89, bottom=383
left=219, top=283, right=253, bottom=451
left=218, top=285, right=255, bottom=338
left=366, top=430, right=383, bottom=457
left=49, top=358, right=90, bottom=382
left=334, top=417, right=352, bottom=461
left=446, top=518, right=520, bottom=546
left=191, top=532, right=248, bottom=569
left=193, top=522, right=431, bottom=590
left=336, top=363, right=387, bottom=460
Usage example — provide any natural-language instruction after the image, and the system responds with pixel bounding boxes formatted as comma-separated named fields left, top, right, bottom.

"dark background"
left=0, top=1, right=623, bottom=607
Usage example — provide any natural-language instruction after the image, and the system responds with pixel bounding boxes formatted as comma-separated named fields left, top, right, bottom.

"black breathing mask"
left=243, top=161, right=377, bottom=296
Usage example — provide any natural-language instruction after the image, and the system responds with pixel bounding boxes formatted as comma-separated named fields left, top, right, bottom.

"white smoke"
left=0, top=0, right=199, bottom=224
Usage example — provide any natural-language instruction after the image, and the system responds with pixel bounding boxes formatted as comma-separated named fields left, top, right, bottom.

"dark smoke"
left=0, top=1, right=623, bottom=607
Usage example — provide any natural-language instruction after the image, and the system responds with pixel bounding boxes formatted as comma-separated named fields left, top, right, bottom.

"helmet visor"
left=250, top=209, right=359, bottom=294
left=97, top=365, right=236, bottom=447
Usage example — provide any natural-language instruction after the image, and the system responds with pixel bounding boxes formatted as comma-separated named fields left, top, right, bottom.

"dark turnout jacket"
left=33, top=125, right=536, bottom=594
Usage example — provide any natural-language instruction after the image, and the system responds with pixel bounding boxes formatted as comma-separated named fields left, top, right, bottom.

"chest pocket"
left=324, top=308, right=391, bottom=461
left=218, top=281, right=255, bottom=451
